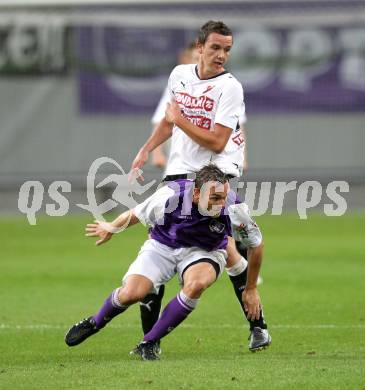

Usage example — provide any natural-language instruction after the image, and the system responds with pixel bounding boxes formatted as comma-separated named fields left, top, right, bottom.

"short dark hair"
left=197, top=20, right=233, bottom=45
left=195, top=164, right=228, bottom=189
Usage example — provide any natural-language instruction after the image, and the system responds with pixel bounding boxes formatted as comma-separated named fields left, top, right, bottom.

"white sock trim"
left=226, top=257, right=248, bottom=277
left=112, top=287, right=128, bottom=309
left=178, top=291, right=199, bottom=311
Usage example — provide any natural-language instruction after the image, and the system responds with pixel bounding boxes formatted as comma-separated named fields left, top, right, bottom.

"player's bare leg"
left=225, top=237, right=271, bottom=351
left=136, top=237, right=271, bottom=355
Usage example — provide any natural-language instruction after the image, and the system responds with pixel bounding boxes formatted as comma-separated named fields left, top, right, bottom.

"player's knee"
left=184, top=279, right=208, bottom=298
left=118, top=287, right=145, bottom=305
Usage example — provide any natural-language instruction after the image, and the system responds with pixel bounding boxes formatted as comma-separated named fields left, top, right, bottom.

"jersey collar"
left=195, top=65, right=228, bottom=80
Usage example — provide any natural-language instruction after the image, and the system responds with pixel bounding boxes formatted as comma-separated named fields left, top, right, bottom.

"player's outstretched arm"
left=131, top=119, right=173, bottom=172
left=165, top=100, right=231, bottom=153
left=85, top=209, right=140, bottom=246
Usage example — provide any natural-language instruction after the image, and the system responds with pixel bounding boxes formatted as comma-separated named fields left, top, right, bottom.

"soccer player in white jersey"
left=131, top=21, right=271, bottom=353
left=151, top=42, right=200, bottom=168
left=65, top=165, right=265, bottom=360
left=150, top=43, right=250, bottom=171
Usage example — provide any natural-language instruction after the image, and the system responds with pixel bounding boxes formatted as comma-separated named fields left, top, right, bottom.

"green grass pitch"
left=0, top=213, right=364, bottom=389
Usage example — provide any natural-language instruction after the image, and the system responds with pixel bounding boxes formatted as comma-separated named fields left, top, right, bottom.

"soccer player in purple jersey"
left=65, top=165, right=266, bottom=360
left=131, top=20, right=270, bottom=353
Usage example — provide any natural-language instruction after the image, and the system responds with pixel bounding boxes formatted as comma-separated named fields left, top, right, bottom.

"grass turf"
left=0, top=213, right=364, bottom=389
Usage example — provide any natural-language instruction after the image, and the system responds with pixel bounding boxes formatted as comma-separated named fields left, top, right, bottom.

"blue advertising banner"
left=77, top=26, right=188, bottom=114
left=77, top=23, right=365, bottom=114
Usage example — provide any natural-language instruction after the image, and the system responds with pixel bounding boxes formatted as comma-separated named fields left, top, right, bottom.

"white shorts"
left=123, top=239, right=227, bottom=294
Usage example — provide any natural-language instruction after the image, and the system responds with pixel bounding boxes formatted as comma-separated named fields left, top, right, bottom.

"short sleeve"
left=228, top=203, right=263, bottom=248
left=167, top=67, right=178, bottom=101
left=134, top=186, right=175, bottom=227
left=151, top=65, right=181, bottom=125
left=215, top=80, right=245, bottom=131
left=151, top=85, right=170, bottom=125
left=239, top=109, right=247, bottom=125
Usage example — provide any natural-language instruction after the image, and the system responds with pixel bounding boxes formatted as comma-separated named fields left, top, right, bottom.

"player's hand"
left=85, top=221, right=114, bottom=246
left=130, top=148, right=149, bottom=181
left=165, top=100, right=182, bottom=124
left=243, top=287, right=262, bottom=321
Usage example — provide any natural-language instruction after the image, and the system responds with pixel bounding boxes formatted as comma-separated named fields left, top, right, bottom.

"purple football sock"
left=143, top=292, right=196, bottom=342
left=92, top=288, right=127, bottom=329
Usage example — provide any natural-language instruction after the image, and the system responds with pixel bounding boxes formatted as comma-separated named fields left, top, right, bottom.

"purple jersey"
left=135, top=180, right=240, bottom=251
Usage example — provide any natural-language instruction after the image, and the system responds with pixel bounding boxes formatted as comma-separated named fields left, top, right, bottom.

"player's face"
left=207, top=182, right=229, bottom=211
left=198, top=33, right=233, bottom=76
left=194, top=181, right=230, bottom=216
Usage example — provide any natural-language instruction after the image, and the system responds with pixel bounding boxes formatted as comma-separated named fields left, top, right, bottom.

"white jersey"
left=228, top=203, right=263, bottom=248
left=152, top=85, right=247, bottom=125
left=164, top=64, right=246, bottom=177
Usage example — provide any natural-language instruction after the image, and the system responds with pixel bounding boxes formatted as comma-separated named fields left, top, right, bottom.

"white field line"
left=0, top=324, right=364, bottom=331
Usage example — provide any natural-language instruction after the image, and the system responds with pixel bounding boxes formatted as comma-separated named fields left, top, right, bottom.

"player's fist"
left=165, top=100, right=183, bottom=124
left=130, top=148, right=149, bottom=181
left=132, top=148, right=149, bottom=169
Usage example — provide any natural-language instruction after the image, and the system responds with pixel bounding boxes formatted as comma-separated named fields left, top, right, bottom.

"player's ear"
left=193, top=188, right=200, bottom=202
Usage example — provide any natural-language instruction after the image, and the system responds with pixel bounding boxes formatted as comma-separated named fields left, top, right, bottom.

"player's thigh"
left=123, top=239, right=177, bottom=294
left=177, top=247, right=227, bottom=285
left=182, top=261, right=217, bottom=290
